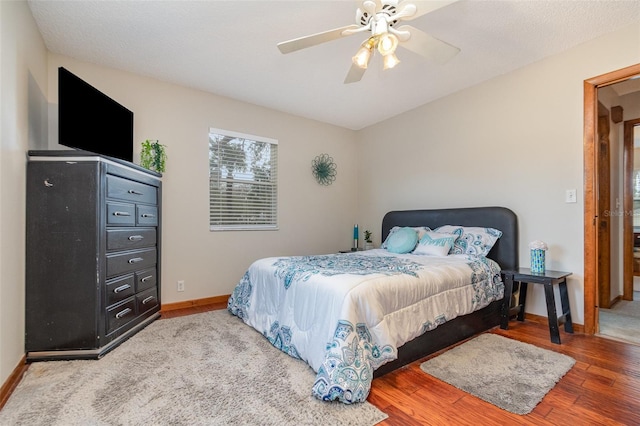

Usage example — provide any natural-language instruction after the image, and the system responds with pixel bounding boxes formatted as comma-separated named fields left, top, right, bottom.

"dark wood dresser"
left=25, top=151, right=161, bottom=360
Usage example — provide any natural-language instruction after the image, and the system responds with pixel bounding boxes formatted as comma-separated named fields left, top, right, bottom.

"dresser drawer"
left=135, top=267, right=157, bottom=292
left=105, top=274, right=135, bottom=306
left=136, top=287, right=159, bottom=315
left=106, top=248, right=156, bottom=278
left=106, top=297, right=136, bottom=334
left=137, top=205, right=158, bottom=226
left=107, top=228, right=156, bottom=251
left=107, top=175, right=158, bottom=204
left=107, top=175, right=157, bottom=205
left=106, top=202, right=136, bottom=226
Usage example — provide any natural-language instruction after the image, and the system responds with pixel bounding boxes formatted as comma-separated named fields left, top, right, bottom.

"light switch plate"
left=565, top=189, right=577, bottom=203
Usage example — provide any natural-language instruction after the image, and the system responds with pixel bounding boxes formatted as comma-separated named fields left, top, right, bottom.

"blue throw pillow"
left=385, top=227, right=418, bottom=254
left=381, top=226, right=431, bottom=249
left=413, top=231, right=458, bottom=256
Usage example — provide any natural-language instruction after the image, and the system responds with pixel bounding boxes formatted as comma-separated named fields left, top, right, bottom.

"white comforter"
left=227, top=249, right=503, bottom=403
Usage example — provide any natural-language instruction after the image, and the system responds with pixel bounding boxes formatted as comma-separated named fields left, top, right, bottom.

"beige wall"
left=0, top=0, right=48, bottom=390
left=356, top=23, right=640, bottom=325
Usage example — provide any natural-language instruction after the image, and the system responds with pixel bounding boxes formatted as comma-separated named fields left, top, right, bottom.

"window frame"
left=208, top=127, right=278, bottom=231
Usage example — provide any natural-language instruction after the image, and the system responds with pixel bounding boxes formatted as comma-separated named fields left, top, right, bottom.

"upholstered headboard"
left=381, top=206, right=519, bottom=271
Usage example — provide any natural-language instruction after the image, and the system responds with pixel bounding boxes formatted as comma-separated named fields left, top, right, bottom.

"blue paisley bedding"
left=228, top=249, right=503, bottom=404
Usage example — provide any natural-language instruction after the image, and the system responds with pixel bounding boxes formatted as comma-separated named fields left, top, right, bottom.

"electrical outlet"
left=177, top=280, right=185, bottom=292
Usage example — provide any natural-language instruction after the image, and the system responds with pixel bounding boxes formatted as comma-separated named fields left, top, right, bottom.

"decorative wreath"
left=311, top=153, right=337, bottom=185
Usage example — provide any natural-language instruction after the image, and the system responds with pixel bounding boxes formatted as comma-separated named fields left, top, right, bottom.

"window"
left=209, top=128, right=278, bottom=231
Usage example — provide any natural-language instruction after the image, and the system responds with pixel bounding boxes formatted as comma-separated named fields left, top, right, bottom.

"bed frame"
left=373, top=206, right=518, bottom=377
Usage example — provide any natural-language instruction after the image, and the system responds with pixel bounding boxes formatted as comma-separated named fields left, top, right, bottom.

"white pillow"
left=413, top=231, right=458, bottom=256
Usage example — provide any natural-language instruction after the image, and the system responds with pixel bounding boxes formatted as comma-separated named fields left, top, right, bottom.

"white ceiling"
left=27, top=0, right=640, bottom=130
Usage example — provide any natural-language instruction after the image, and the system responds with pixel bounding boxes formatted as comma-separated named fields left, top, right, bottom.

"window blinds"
left=209, top=129, right=278, bottom=231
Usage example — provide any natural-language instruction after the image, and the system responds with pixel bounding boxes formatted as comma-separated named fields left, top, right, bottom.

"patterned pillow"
left=434, top=225, right=503, bottom=256
left=412, top=231, right=459, bottom=256
left=384, top=227, right=419, bottom=254
left=381, top=226, right=431, bottom=249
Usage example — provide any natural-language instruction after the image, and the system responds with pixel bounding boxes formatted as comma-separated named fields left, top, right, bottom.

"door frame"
left=624, top=118, right=640, bottom=301
left=597, top=106, right=611, bottom=309
left=584, top=63, right=640, bottom=334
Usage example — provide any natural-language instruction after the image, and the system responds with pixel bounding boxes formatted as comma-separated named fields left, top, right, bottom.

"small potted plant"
left=364, top=230, right=373, bottom=250
left=140, top=139, right=167, bottom=173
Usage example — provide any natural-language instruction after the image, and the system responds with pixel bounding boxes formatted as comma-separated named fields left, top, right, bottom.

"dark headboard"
left=382, top=206, right=518, bottom=271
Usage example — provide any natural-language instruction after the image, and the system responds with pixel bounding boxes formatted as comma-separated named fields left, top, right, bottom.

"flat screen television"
left=58, top=67, right=134, bottom=162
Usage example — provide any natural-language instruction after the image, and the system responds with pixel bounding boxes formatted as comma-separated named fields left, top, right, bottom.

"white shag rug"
left=0, top=310, right=387, bottom=425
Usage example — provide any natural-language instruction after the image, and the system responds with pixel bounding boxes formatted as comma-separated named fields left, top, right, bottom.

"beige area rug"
left=0, top=310, right=387, bottom=425
left=420, top=333, right=575, bottom=415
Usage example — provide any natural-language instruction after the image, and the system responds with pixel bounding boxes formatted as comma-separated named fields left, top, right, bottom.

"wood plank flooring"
left=163, top=304, right=640, bottom=425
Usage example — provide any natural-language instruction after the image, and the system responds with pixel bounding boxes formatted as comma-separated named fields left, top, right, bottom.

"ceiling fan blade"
left=396, top=25, right=460, bottom=64
left=277, top=25, right=360, bottom=54
left=396, top=0, right=459, bottom=21
left=344, top=63, right=367, bottom=84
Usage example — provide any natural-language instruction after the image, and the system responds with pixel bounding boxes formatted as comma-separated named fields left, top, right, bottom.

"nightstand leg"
left=517, top=281, right=528, bottom=322
left=544, top=283, right=561, bottom=344
left=501, top=274, right=513, bottom=330
left=559, top=278, right=574, bottom=333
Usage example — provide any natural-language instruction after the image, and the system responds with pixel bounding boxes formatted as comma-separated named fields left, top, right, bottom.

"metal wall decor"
left=311, top=153, right=337, bottom=185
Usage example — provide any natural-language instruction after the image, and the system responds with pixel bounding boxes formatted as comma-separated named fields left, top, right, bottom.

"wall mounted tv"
left=58, top=67, right=134, bottom=162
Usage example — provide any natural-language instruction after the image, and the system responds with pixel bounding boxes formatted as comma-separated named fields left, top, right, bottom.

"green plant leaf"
left=140, top=139, right=167, bottom=172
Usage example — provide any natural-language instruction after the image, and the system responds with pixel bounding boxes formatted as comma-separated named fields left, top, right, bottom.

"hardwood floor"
left=164, top=304, right=640, bottom=425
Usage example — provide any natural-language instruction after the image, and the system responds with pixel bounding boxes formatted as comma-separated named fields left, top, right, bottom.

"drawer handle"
left=141, top=213, right=156, bottom=218
left=128, top=235, right=144, bottom=241
left=142, top=296, right=156, bottom=305
left=113, top=211, right=131, bottom=217
left=141, top=275, right=153, bottom=282
left=114, top=284, right=131, bottom=294
left=128, top=190, right=144, bottom=195
left=115, top=307, right=132, bottom=319
left=128, top=257, right=144, bottom=264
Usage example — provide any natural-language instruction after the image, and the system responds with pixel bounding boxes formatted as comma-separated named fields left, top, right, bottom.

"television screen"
left=58, top=67, right=134, bottom=162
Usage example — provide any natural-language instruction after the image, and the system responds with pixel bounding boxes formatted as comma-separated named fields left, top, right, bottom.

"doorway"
left=585, top=63, right=640, bottom=335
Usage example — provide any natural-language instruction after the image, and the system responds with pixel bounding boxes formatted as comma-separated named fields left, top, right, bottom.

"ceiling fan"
left=277, top=0, right=461, bottom=84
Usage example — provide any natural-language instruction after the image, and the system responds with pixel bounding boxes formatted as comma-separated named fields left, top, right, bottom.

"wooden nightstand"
left=500, top=268, right=573, bottom=344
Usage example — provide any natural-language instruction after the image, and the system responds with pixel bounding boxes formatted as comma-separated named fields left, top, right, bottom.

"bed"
left=228, top=206, right=518, bottom=404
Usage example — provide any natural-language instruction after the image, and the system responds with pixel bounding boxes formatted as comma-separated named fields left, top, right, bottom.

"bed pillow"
left=381, top=226, right=431, bottom=249
left=434, top=225, right=502, bottom=256
left=412, top=231, right=459, bottom=256
left=384, top=227, right=419, bottom=254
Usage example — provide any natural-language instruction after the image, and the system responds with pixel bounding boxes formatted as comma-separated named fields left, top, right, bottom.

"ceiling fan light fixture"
left=352, top=37, right=375, bottom=69
left=377, top=32, right=398, bottom=56
left=383, top=52, right=401, bottom=70
left=352, top=47, right=372, bottom=69
left=276, top=0, right=462, bottom=84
